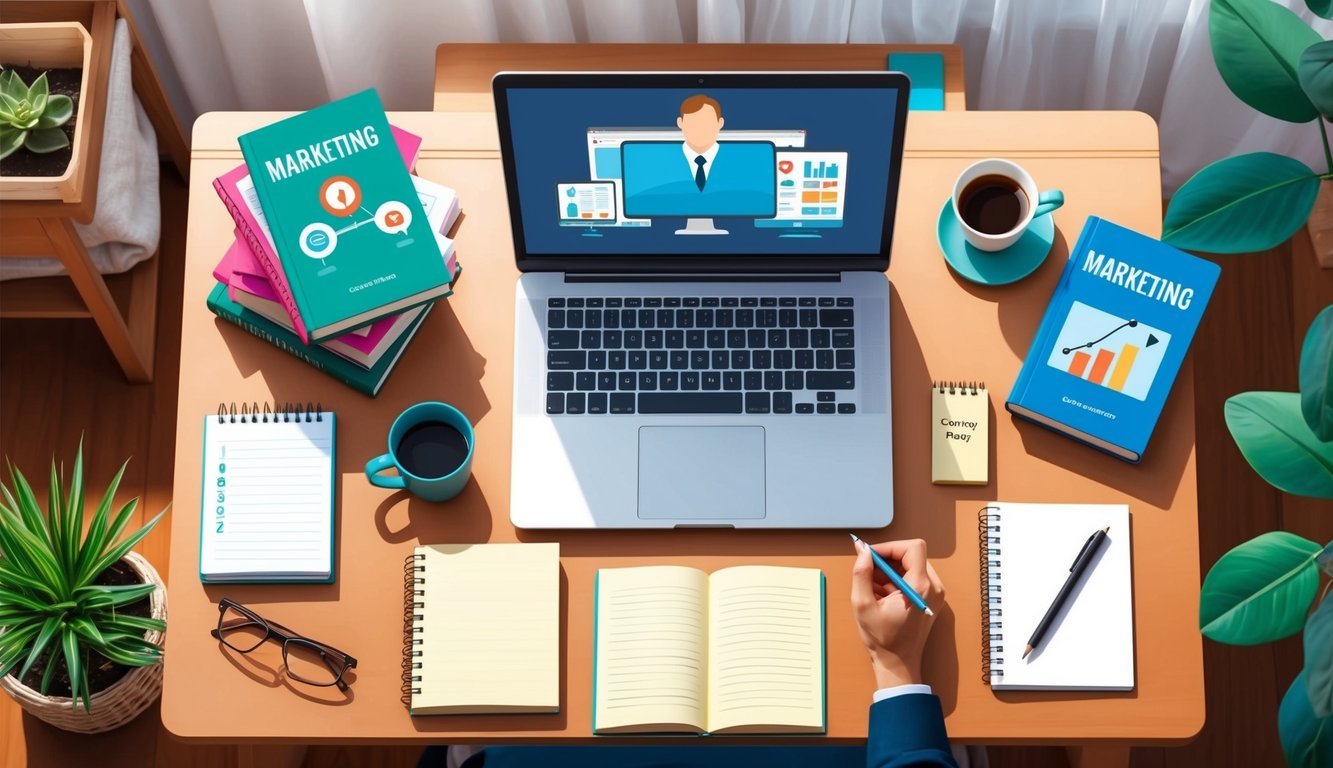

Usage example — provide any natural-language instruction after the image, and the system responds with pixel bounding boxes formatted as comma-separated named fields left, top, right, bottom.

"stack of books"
left=206, top=90, right=462, bottom=396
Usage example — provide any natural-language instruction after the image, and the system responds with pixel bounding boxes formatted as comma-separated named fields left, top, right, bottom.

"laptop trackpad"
left=638, top=426, right=766, bottom=520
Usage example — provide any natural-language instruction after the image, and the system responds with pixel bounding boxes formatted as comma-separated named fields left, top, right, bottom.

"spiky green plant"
left=0, top=69, right=74, bottom=160
left=0, top=444, right=167, bottom=712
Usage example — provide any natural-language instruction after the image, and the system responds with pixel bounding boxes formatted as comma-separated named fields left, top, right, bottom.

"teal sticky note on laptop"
left=888, top=52, right=945, bottom=111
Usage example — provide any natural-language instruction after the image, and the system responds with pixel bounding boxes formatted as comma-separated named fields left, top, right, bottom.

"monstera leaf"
left=1225, top=392, right=1333, bottom=498
left=1302, top=306, right=1333, bottom=441
left=1300, top=41, right=1333, bottom=118
left=1281, top=672, right=1333, bottom=768
left=1211, top=0, right=1322, bottom=122
left=1305, top=594, right=1333, bottom=718
left=1200, top=531, right=1322, bottom=645
left=1307, top=0, right=1333, bottom=21
left=1163, top=153, right=1320, bottom=253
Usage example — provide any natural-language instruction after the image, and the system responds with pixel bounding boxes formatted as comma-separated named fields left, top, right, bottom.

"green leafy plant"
left=1162, top=0, right=1332, bottom=253
left=0, top=444, right=166, bottom=712
left=1201, top=305, right=1333, bottom=767
left=0, top=69, right=74, bottom=160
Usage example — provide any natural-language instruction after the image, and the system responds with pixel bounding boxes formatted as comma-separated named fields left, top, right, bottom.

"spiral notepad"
left=932, top=381, right=988, bottom=485
left=979, top=502, right=1134, bottom=691
left=200, top=402, right=335, bottom=583
left=402, top=543, right=560, bottom=715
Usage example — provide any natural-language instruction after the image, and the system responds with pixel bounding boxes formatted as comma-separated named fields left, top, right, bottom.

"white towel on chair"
left=1, top=19, right=160, bottom=281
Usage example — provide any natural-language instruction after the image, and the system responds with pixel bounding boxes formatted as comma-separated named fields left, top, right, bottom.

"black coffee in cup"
left=959, top=174, right=1029, bottom=235
left=396, top=421, right=470, bottom=478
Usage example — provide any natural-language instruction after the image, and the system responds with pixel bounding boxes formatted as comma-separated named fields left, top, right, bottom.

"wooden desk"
left=164, top=110, right=1203, bottom=757
left=434, top=43, right=966, bottom=112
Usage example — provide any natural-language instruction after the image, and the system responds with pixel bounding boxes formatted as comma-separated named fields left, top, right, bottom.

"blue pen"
left=850, top=533, right=934, bottom=616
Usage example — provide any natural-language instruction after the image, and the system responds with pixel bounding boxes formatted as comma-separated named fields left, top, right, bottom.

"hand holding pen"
left=850, top=536, right=946, bottom=688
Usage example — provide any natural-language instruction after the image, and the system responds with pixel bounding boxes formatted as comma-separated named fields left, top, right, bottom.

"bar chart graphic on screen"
left=1045, top=301, right=1171, bottom=401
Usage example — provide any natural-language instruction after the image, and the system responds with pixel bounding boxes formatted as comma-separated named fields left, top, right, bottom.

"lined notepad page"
left=199, top=414, right=335, bottom=582
left=412, top=543, right=560, bottom=715
left=707, top=566, right=824, bottom=734
left=594, top=566, right=709, bottom=733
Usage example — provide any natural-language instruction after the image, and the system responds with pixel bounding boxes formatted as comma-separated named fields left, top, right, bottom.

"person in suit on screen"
left=677, top=94, right=727, bottom=191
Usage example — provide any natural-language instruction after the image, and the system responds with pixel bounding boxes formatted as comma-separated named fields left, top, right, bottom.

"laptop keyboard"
left=544, top=296, right=857, bottom=416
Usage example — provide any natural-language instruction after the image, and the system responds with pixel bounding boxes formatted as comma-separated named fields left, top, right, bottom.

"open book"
left=593, top=565, right=825, bottom=735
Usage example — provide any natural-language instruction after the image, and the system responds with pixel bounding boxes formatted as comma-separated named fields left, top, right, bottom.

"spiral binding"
left=933, top=380, right=985, bottom=396
left=401, top=552, right=426, bottom=706
left=215, top=402, right=324, bottom=423
left=977, top=504, right=1003, bottom=684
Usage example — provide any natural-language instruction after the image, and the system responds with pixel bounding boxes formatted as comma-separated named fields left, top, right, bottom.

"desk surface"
left=164, top=109, right=1204, bottom=745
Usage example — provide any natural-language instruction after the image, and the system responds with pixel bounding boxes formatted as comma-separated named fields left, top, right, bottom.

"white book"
left=980, top=502, right=1135, bottom=691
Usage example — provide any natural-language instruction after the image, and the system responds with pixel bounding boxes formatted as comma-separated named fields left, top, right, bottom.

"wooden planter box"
left=0, top=21, right=96, bottom=202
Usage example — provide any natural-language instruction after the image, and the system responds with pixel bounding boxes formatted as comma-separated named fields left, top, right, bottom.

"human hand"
left=850, top=538, right=945, bottom=688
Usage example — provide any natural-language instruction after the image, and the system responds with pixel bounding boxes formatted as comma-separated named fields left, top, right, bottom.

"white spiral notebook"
left=199, top=403, right=336, bottom=583
left=980, top=502, right=1134, bottom=691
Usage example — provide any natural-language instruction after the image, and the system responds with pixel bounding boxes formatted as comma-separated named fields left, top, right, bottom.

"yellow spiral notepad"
left=931, top=381, right=989, bottom=485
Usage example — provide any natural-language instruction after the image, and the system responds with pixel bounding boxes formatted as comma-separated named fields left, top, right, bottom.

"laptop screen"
left=494, top=73, right=909, bottom=272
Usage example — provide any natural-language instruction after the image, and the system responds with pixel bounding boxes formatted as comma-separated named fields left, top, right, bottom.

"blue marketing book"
left=1006, top=217, right=1220, bottom=462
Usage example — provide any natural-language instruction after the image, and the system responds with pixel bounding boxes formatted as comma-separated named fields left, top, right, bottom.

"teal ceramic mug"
left=365, top=402, right=474, bottom=502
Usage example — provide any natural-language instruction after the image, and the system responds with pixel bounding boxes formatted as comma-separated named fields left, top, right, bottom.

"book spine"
left=212, top=177, right=311, bottom=344
left=206, top=292, right=375, bottom=396
left=238, top=134, right=314, bottom=340
left=978, top=505, right=1003, bottom=686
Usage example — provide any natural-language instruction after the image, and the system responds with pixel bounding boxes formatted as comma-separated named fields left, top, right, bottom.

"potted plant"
left=1162, top=0, right=1333, bottom=264
left=1199, top=305, right=1333, bottom=766
left=0, top=21, right=94, bottom=201
left=0, top=68, right=75, bottom=161
left=0, top=443, right=168, bottom=733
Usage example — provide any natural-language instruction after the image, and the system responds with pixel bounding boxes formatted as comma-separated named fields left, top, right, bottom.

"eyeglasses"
left=210, top=598, right=357, bottom=691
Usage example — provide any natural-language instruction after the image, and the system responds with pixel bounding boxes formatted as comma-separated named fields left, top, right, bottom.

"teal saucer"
left=937, top=198, right=1055, bottom=286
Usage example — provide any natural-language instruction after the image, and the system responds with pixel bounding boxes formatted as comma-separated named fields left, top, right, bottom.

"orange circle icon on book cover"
left=319, top=175, right=362, bottom=217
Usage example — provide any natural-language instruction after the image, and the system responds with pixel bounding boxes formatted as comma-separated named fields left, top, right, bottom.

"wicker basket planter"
left=0, top=550, right=166, bottom=734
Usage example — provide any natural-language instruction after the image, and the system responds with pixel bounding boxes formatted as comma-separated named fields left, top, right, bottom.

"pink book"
left=216, top=252, right=423, bottom=364
left=212, top=124, right=423, bottom=344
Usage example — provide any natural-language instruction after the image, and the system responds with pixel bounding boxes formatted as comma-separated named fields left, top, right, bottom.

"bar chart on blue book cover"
left=1046, top=301, right=1171, bottom=401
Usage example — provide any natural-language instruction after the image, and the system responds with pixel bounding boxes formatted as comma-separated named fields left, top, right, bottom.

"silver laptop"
left=496, top=72, right=910, bottom=529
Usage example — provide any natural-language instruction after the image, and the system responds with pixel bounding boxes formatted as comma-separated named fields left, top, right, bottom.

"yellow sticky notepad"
left=931, top=381, right=989, bottom=485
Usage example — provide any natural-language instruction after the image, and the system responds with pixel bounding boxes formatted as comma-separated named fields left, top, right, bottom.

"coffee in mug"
left=951, top=159, right=1064, bottom=253
left=959, top=174, right=1029, bottom=236
left=396, top=420, right=471, bottom=479
left=365, top=402, right=475, bottom=502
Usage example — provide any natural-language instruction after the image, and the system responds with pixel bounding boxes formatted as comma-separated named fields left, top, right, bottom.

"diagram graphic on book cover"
left=1045, top=300, right=1172, bottom=401
left=298, top=174, right=415, bottom=276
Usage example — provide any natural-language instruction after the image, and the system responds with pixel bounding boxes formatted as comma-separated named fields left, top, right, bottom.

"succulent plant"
left=0, top=69, right=74, bottom=160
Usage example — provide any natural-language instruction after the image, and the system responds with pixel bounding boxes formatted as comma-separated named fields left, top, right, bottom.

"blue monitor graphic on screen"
left=621, top=141, right=776, bottom=235
left=501, top=83, right=900, bottom=255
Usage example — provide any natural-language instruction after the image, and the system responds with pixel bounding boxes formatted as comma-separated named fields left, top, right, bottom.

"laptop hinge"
left=565, top=273, right=841, bottom=283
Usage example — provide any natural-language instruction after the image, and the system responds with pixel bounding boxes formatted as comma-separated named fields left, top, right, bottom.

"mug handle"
left=1034, top=190, right=1065, bottom=218
left=365, top=454, right=406, bottom=489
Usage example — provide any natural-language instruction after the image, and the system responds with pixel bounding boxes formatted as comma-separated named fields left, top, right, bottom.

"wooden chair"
left=0, top=0, right=189, bottom=383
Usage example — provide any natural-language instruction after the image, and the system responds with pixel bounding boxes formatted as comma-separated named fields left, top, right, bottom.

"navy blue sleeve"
left=866, top=694, right=958, bottom=768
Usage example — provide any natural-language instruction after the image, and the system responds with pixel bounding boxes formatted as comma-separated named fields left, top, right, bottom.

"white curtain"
left=134, top=0, right=1333, bottom=192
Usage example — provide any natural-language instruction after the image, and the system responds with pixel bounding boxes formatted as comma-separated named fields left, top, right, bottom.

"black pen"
left=1023, top=526, right=1110, bottom=659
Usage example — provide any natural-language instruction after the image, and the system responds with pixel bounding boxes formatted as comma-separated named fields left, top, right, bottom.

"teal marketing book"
left=1006, top=217, right=1219, bottom=462
left=237, top=89, right=453, bottom=341
left=206, top=282, right=431, bottom=397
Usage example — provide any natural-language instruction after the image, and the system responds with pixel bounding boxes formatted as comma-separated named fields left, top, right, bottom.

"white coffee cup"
left=952, top=159, right=1064, bottom=252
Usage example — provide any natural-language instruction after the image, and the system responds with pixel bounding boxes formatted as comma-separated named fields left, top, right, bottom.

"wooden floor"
left=0, top=169, right=1329, bottom=768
